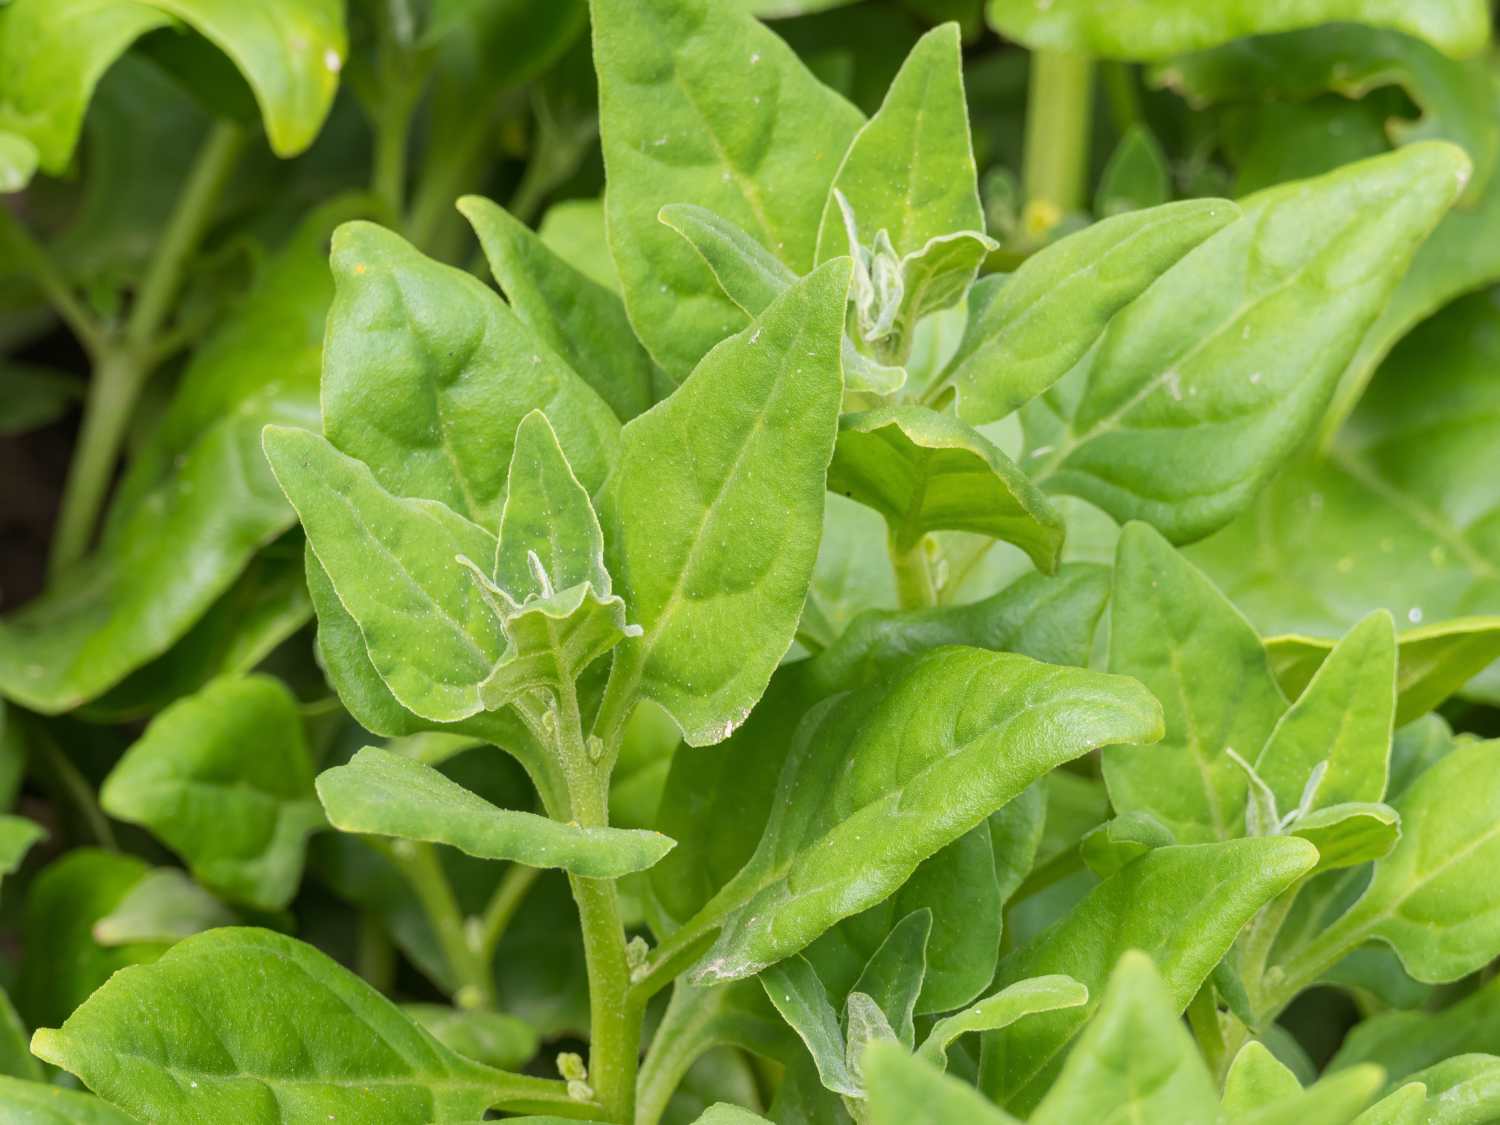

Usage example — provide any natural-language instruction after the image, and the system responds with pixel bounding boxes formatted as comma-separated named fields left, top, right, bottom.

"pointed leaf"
left=918, top=976, right=1089, bottom=1069
left=1025, top=144, right=1467, bottom=543
left=99, top=675, right=321, bottom=911
left=761, top=956, right=862, bottom=1097
left=460, top=196, right=653, bottom=421
left=32, top=928, right=582, bottom=1123
left=592, top=0, right=863, bottom=377
left=1030, top=952, right=1218, bottom=1125
left=264, top=427, right=504, bottom=724
left=0, top=816, right=44, bottom=890
left=941, top=200, right=1238, bottom=425
left=602, top=261, right=849, bottom=747
left=864, top=1041, right=1019, bottom=1125
left=849, top=909, right=931, bottom=1049
left=1223, top=1041, right=1304, bottom=1115
left=92, top=868, right=236, bottom=946
left=318, top=747, right=672, bottom=878
left=1290, top=803, right=1401, bottom=873
left=828, top=405, right=1064, bottom=570
left=691, top=646, right=1163, bottom=982
left=1105, top=522, right=1286, bottom=843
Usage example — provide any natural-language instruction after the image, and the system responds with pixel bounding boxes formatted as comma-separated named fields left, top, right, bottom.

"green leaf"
left=0, top=815, right=44, bottom=890
left=1223, top=1041, right=1304, bottom=1115
left=863, top=1041, right=1020, bottom=1125
left=0, top=986, right=40, bottom=1082
left=1024, top=144, right=1467, bottom=543
left=1234, top=1066, right=1386, bottom=1125
left=0, top=0, right=345, bottom=171
left=940, top=200, right=1239, bottom=425
left=1290, top=803, right=1401, bottom=873
left=91, top=867, right=237, bottom=945
left=986, top=0, right=1490, bottom=61
left=32, top=927, right=583, bottom=1123
left=849, top=909, right=931, bottom=1049
left=690, top=646, right=1163, bottom=982
left=601, top=261, right=849, bottom=747
left=0, top=204, right=354, bottom=713
left=815, top=25, right=982, bottom=262
left=1256, top=611, right=1397, bottom=812
left=1095, top=125, right=1170, bottom=216
left=980, top=837, right=1318, bottom=1112
left=1105, top=522, right=1287, bottom=843
left=1291, top=739, right=1500, bottom=984
left=316, top=747, right=674, bottom=878
left=0, top=1076, right=140, bottom=1124
left=0, top=129, right=37, bottom=192
left=99, top=675, right=321, bottom=911
left=917, top=976, right=1089, bottom=1069
left=0, top=364, right=82, bottom=434
left=591, top=0, right=864, bottom=378
left=459, top=195, right=654, bottom=422
left=263, top=426, right=505, bottom=724
left=827, top=405, right=1064, bottom=570
left=1190, top=290, right=1500, bottom=696
left=761, top=956, right=861, bottom=1096
left=1079, top=811, right=1175, bottom=878
left=321, top=221, right=619, bottom=521
left=1029, top=951, right=1219, bottom=1125
left=1359, top=1056, right=1500, bottom=1124
left=402, top=1005, right=538, bottom=1071
left=1331, top=975, right=1500, bottom=1086
left=20, top=850, right=164, bottom=1031
left=539, top=198, right=618, bottom=292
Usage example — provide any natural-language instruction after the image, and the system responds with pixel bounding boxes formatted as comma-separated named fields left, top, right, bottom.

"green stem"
left=0, top=205, right=104, bottom=354
left=555, top=674, right=640, bottom=1124
left=476, top=861, right=542, bottom=963
left=372, top=88, right=418, bottom=226
left=356, top=912, right=396, bottom=992
left=1022, top=49, right=1095, bottom=236
left=406, top=111, right=493, bottom=253
left=889, top=532, right=937, bottom=609
left=1100, top=61, right=1143, bottom=133
left=376, top=839, right=496, bottom=1010
left=1187, top=981, right=1226, bottom=1077
left=49, top=122, right=245, bottom=575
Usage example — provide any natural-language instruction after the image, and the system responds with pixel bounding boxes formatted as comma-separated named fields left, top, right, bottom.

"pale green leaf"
left=99, top=675, right=321, bottom=911
left=761, top=956, right=861, bottom=1097
left=459, top=195, right=654, bottom=421
left=828, top=405, right=1064, bottom=570
left=591, top=0, right=864, bottom=378
left=1030, top=951, right=1218, bottom=1125
left=849, top=909, right=931, bottom=1049
left=864, top=1041, right=1020, bottom=1125
left=1223, top=1041, right=1304, bottom=1115
left=691, top=646, right=1163, bottom=982
left=601, top=261, right=849, bottom=747
left=917, top=976, right=1088, bottom=1069
left=1291, top=803, right=1401, bottom=873
left=1105, top=522, right=1287, bottom=843
left=940, top=199, right=1238, bottom=425
left=32, top=927, right=583, bottom=1123
left=91, top=868, right=236, bottom=945
left=1234, top=1066, right=1386, bottom=1125
left=0, top=130, right=37, bottom=192
left=316, top=747, right=674, bottom=878
left=1025, top=144, right=1468, bottom=543
left=987, top=0, right=1489, bottom=61
left=402, top=1005, right=538, bottom=1071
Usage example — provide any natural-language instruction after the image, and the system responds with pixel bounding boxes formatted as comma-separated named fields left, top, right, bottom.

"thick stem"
left=1022, top=49, right=1095, bottom=237
left=556, top=675, right=641, bottom=1123
left=889, top=532, right=937, bottom=609
left=48, top=122, right=245, bottom=575
left=377, top=839, right=496, bottom=1010
left=1100, top=61, right=1143, bottom=133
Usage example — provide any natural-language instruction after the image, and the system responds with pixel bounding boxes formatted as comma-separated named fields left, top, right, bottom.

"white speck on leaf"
left=1249, top=371, right=1262, bottom=384
left=1164, top=370, right=1183, bottom=400
left=1028, top=445, right=1053, bottom=458
left=323, top=48, right=342, bottom=73
left=1408, top=607, right=1424, bottom=624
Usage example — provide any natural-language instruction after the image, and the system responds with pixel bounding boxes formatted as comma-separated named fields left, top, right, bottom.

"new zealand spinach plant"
left=2, top=0, right=1500, bottom=1123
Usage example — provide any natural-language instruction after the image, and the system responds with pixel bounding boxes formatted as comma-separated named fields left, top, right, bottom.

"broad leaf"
left=827, top=405, right=1064, bottom=571
left=1357, top=1056, right=1500, bottom=1124
left=987, top=0, right=1489, bottom=61
left=459, top=195, right=654, bottom=421
left=940, top=200, right=1239, bottom=425
left=1105, top=522, right=1287, bottom=843
left=1024, top=144, right=1467, bottom=543
left=0, top=0, right=344, bottom=171
left=864, top=1041, right=1019, bottom=1125
left=99, top=675, right=321, bottom=911
left=263, top=426, right=505, bottom=724
left=1223, top=1041, right=1304, bottom=1114
left=591, top=0, right=864, bottom=377
left=1029, top=952, right=1218, bottom=1125
left=690, top=646, right=1162, bottom=982
left=0, top=1076, right=139, bottom=1124
left=980, top=837, right=1318, bottom=1112
left=601, top=261, right=848, bottom=747
left=1331, top=975, right=1500, bottom=1086
left=317, top=747, right=674, bottom=878
left=321, top=221, right=618, bottom=521
left=32, top=927, right=584, bottom=1123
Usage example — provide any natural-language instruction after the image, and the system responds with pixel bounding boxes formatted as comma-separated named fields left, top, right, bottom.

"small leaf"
left=691, top=646, right=1163, bottom=982
left=402, top=1005, right=539, bottom=1071
left=1079, top=811, right=1175, bottom=878
left=1223, top=1041, right=1304, bottom=1115
left=1289, top=802, right=1401, bottom=873
left=1029, top=952, right=1219, bottom=1125
left=264, top=427, right=504, bottom=724
left=32, top=927, right=582, bottom=1123
left=100, top=675, right=322, bottom=911
left=941, top=200, right=1238, bottom=425
left=592, top=0, right=863, bottom=377
left=849, top=909, right=931, bottom=1049
left=760, top=956, right=862, bottom=1097
left=917, top=976, right=1089, bottom=1069
left=316, top=747, right=674, bottom=878
left=602, top=261, right=849, bottom=747
left=1095, top=125, right=1170, bottom=216
left=91, top=868, right=237, bottom=945
left=460, top=196, right=654, bottom=421
left=827, top=405, right=1064, bottom=570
